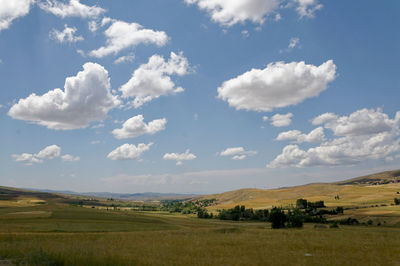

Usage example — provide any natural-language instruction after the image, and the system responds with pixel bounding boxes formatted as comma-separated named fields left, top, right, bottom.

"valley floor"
left=0, top=205, right=399, bottom=265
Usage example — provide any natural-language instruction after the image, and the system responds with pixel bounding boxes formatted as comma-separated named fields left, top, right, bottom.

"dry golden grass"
left=0, top=197, right=47, bottom=207
left=204, top=183, right=400, bottom=211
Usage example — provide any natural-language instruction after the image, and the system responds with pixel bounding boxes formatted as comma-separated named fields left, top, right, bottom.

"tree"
left=335, top=206, right=344, bottom=214
left=269, top=207, right=286, bottom=229
left=287, top=209, right=303, bottom=228
left=296, top=198, right=308, bottom=209
left=394, top=198, right=400, bottom=205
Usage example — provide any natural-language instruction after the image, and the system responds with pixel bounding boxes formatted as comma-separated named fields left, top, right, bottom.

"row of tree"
left=198, top=199, right=347, bottom=229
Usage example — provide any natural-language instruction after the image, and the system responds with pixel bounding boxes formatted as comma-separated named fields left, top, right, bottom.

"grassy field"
left=1, top=169, right=400, bottom=265
left=0, top=202, right=399, bottom=265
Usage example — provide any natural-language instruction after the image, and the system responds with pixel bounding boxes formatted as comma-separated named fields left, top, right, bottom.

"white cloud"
left=185, top=0, right=322, bottom=27
left=270, top=113, right=293, bottom=127
left=114, top=54, right=135, bottom=64
left=49, top=24, right=83, bottom=43
left=241, top=30, right=249, bottom=38
left=232, top=155, right=246, bottom=160
left=217, top=60, right=336, bottom=112
left=184, top=0, right=281, bottom=27
left=262, top=116, right=268, bottom=121
left=163, top=149, right=196, bottom=165
left=89, top=20, right=168, bottom=58
left=91, top=140, right=100, bottom=145
left=76, top=49, right=85, bottom=57
left=36, top=145, right=61, bottom=159
left=268, top=108, right=400, bottom=168
left=276, top=127, right=325, bottom=143
left=61, top=154, right=80, bottom=162
left=119, top=52, right=191, bottom=108
left=219, top=147, right=257, bottom=160
left=0, top=0, right=33, bottom=32
left=112, top=115, right=167, bottom=139
left=8, top=62, right=120, bottom=130
left=107, top=143, right=153, bottom=161
left=288, top=37, right=300, bottom=49
left=280, top=37, right=300, bottom=53
left=293, top=0, right=323, bottom=18
left=88, top=20, right=98, bottom=32
left=38, top=0, right=106, bottom=19
left=12, top=153, right=43, bottom=165
left=311, top=112, right=337, bottom=125
left=12, top=144, right=62, bottom=165
left=312, top=108, right=400, bottom=137
left=101, top=17, right=113, bottom=27
left=91, top=123, right=104, bottom=129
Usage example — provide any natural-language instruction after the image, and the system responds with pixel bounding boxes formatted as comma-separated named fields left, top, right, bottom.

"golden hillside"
left=202, top=169, right=400, bottom=210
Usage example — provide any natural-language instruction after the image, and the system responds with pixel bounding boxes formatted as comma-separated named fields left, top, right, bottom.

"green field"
left=0, top=202, right=400, bottom=265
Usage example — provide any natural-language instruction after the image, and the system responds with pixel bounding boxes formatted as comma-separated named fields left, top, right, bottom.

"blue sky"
left=0, top=0, right=399, bottom=194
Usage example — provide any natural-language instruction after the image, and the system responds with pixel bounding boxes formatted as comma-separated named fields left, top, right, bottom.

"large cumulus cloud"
left=8, top=62, right=120, bottom=130
left=217, top=60, right=336, bottom=112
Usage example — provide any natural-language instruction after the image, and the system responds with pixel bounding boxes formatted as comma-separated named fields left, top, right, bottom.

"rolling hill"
left=201, top=169, right=400, bottom=210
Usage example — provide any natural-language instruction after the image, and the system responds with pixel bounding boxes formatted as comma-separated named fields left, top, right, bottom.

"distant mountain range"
left=21, top=169, right=400, bottom=203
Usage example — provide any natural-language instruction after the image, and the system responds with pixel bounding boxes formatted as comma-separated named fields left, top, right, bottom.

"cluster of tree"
left=216, top=205, right=269, bottom=221
left=296, top=198, right=326, bottom=209
left=160, top=199, right=217, bottom=214
left=197, top=198, right=347, bottom=229
left=210, top=205, right=304, bottom=228
left=305, top=206, right=343, bottom=216
left=193, top=199, right=217, bottom=208
left=197, top=208, right=213, bottom=218
left=160, top=200, right=199, bottom=214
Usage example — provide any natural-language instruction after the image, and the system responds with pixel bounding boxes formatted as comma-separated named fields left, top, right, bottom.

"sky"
left=0, top=0, right=399, bottom=194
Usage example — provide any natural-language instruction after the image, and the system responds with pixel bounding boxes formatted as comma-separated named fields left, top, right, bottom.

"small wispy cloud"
left=219, top=147, right=257, bottom=160
left=114, top=54, right=135, bottom=64
left=50, top=24, right=84, bottom=43
left=241, top=30, right=249, bottom=38
left=280, top=37, right=300, bottom=53
left=91, top=123, right=104, bottom=129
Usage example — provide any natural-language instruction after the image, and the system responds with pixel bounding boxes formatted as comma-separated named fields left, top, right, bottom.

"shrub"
left=337, top=218, right=359, bottom=225
left=330, top=222, right=339, bottom=228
